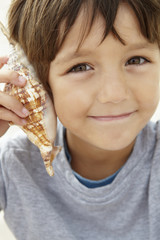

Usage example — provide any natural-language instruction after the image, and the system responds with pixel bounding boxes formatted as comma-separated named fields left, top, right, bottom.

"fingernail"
left=22, top=107, right=30, bottom=116
left=18, top=76, right=26, bottom=84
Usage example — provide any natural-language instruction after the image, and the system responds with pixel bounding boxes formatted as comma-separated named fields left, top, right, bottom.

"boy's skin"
left=0, top=3, right=159, bottom=180
left=49, top=3, right=160, bottom=180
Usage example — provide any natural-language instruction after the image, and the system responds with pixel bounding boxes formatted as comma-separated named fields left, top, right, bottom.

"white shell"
left=0, top=21, right=61, bottom=176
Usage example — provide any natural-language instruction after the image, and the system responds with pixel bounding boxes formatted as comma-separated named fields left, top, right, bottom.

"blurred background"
left=0, top=0, right=160, bottom=239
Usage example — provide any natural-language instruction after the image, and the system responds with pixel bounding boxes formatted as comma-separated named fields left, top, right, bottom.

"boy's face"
left=49, top=3, right=160, bottom=152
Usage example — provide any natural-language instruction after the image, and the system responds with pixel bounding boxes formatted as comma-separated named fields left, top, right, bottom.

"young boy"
left=0, top=0, right=160, bottom=239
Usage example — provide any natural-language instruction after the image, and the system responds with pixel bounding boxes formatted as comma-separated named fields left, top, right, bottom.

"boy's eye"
left=69, top=63, right=91, bottom=73
left=67, top=57, right=149, bottom=74
left=126, top=56, right=149, bottom=66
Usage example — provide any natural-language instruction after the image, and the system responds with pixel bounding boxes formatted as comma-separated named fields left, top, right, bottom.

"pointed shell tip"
left=46, top=166, right=54, bottom=177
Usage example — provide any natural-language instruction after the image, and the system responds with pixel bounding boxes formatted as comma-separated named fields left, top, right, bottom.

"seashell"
left=0, top=21, right=62, bottom=176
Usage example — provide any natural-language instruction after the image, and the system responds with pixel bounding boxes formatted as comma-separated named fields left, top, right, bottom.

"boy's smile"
left=49, top=3, right=160, bottom=179
left=88, top=111, right=136, bottom=122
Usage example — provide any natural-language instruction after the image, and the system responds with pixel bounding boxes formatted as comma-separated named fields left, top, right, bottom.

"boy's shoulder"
left=147, top=120, right=160, bottom=138
left=0, top=127, right=42, bottom=178
left=136, top=120, right=160, bottom=155
left=0, top=127, right=39, bottom=153
left=144, top=120, right=160, bottom=140
left=144, top=120, right=160, bottom=150
left=0, top=121, right=63, bottom=177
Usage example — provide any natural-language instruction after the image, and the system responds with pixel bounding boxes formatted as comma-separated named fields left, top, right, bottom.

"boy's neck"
left=66, top=130, right=136, bottom=181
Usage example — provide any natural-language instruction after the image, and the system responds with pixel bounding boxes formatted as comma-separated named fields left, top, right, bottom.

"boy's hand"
left=0, top=56, right=29, bottom=137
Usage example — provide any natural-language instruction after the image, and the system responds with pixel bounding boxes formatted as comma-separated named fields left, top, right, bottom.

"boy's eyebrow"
left=126, top=42, right=157, bottom=51
left=55, top=42, right=157, bottom=65
left=55, top=49, right=92, bottom=65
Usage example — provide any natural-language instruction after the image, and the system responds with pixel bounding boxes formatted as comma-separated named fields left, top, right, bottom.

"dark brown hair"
left=8, top=0, right=160, bottom=96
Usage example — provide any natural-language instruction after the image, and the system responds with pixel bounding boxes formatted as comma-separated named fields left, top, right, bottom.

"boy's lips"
left=88, top=111, right=136, bottom=121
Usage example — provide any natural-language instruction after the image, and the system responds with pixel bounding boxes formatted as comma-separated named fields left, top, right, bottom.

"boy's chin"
left=91, top=135, right=137, bottom=152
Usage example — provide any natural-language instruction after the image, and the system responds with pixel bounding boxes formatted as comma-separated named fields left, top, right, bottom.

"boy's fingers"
left=0, top=120, right=10, bottom=135
left=0, top=56, right=9, bottom=69
left=0, top=91, right=30, bottom=118
left=0, top=57, right=28, bottom=127
left=0, top=107, right=27, bottom=126
left=0, top=70, right=27, bottom=86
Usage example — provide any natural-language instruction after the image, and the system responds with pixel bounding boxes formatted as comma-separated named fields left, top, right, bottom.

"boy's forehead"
left=54, top=3, right=156, bottom=64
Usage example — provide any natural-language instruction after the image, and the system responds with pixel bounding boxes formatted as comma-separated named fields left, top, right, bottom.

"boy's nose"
left=96, top=71, right=128, bottom=104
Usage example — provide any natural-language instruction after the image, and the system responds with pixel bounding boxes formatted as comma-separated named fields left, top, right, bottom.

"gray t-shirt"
left=0, top=120, right=160, bottom=240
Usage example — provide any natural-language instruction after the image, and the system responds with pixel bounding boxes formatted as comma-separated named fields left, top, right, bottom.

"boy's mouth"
left=88, top=111, right=136, bottom=122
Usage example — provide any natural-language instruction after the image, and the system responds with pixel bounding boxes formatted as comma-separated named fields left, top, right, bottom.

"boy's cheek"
left=137, top=91, right=160, bottom=120
left=141, top=87, right=160, bottom=106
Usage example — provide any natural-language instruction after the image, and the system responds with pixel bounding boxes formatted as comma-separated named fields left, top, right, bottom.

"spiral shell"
left=0, top=21, right=61, bottom=176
